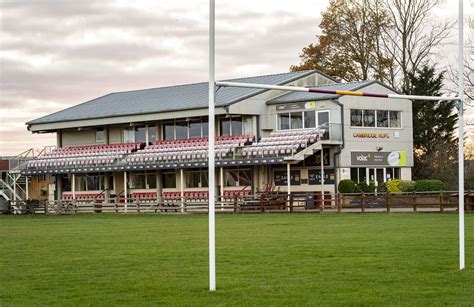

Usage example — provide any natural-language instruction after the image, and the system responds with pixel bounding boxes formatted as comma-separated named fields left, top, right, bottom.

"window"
left=163, top=122, right=175, bottom=140
left=147, top=174, right=157, bottom=189
left=231, top=117, right=242, bottom=135
left=130, top=174, right=146, bottom=189
left=279, top=110, right=329, bottom=130
left=243, top=117, right=253, bottom=134
left=377, top=110, right=389, bottom=127
left=304, top=111, right=316, bottom=128
left=175, top=121, right=187, bottom=139
left=135, top=126, right=147, bottom=143
left=278, top=113, right=290, bottom=130
left=225, top=169, right=252, bottom=187
left=220, top=118, right=231, bottom=136
left=96, top=128, right=105, bottom=143
left=163, top=118, right=209, bottom=140
left=350, top=109, right=363, bottom=126
left=123, top=127, right=134, bottom=143
left=290, top=112, right=303, bottom=129
left=189, top=120, right=202, bottom=138
left=62, top=175, right=71, bottom=192
left=77, top=173, right=104, bottom=191
left=148, top=126, right=157, bottom=143
left=185, top=170, right=208, bottom=188
left=351, top=109, right=401, bottom=128
left=363, top=110, right=376, bottom=127
left=389, top=111, right=401, bottom=128
left=162, top=172, right=176, bottom=188
left=202, top=120, right=209, bottom=137
left=317, top=111, right=329, bottom=127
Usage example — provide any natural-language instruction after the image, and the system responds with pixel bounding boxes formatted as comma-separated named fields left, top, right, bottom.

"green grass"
left=0, top=213, right=473, bottom=306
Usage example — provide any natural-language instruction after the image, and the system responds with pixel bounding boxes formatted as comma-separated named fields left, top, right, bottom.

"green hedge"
left=384, top=180, right=416, bottom=193
left=338, top=179, right=356, bottom=193
left=356, top=181, right=376, bottom=193
left=415, top=180, right=445, bottom=192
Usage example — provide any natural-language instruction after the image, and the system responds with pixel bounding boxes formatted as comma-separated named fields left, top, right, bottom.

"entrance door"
left=367, top=168, right=385, bottom=188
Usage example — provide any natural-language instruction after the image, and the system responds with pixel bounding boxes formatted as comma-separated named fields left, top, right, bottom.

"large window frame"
left=277, top=110, right=330, bottom=131
left=123, top=124, right=157, bottom=143
left=224, top=168, right=252, bottom=187
left=163, top=118, right=209, bottom=140
left=185, top=169, right=209, bottom=188
left=130, top=171, right=157, bottom=189
left=350, top=109, right=402, bottom=129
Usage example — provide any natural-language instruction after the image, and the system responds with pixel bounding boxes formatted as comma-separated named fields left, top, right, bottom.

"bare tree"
left=381, top=0, right=454, bottom=90
left=448, top=36, right=474, bottom=106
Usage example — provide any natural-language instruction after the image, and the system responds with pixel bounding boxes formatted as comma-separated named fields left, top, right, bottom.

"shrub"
left=338, top=179, right=356, bottom=193
left=398, top=180, right=416, bottom=192
left=356, top=181, right=376, bottom=193
left=415, top=179, right=445, bottom=192
left=385, top=180, right=401, bottom=193
left=384, top=180, right=416, bottom=193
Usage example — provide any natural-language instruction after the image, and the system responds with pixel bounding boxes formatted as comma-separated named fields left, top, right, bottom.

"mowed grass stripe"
left=0, top=214, right=472, bottom=306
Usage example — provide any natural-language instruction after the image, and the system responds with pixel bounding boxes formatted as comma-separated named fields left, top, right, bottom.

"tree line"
left=291, top=0, right=472, bottom=189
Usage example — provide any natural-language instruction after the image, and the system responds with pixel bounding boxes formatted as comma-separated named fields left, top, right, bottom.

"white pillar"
left=72, top=173, right=76, bottom=200
left=220, top=167, right=224, bottom=211
left=13, top=174, right=18, bottom=213
left=25, top=175, right=29, bottom=200
left=286, top=163, right=291, bottom=212
left=208, top=0, right=216, bottom=291
left=320, top=148, right=325, bottom=208
left=124, top=171, right=128, bottom=212
left=458, top=0, right=465, bottom=270
left=180, top=168, right=184, bottom=213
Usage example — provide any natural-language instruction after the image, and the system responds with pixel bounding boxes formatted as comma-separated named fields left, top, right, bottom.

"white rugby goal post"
left=207, top=0, right=466, bottom=291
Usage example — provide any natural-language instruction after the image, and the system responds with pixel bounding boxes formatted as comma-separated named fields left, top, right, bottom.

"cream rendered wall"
left=109, top=126, right=122, bottom=144
left=339, top=83, right=414, bottom=167
left=228, top=72, right=337, bottom=133
left=61, top=129, right=97, bottom=147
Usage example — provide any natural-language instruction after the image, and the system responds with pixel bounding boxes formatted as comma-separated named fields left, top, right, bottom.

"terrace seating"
left=241, top=129, right=322, bottom=158
left=223, top=189, right=251, bottom=197
left=126, top=135, right=255, bottom=164
left=62, top=193, right=105, bottom=201
left=27, top=143, right=144, bottom=169
left=132, top=192, right=157, bottom=202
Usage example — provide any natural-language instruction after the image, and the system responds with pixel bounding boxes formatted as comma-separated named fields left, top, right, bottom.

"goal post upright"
left=458, top=0, right=465, bottom=271
left=208, top=0, right=216, bottom=291
left=207, top=1, right=466, bottom=290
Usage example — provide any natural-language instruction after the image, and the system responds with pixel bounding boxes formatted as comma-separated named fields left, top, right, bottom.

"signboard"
left=351, top=151, right=406, bottom=166
left=353, top=132, right=390, bottom=139
left=308, top=169, right=336, bottom=185
left=274, top=170, right=301, bottom=186
left=276, top=101, right=316, bottom=111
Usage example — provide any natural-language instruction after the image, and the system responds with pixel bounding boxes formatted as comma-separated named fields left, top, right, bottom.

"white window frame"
left=276, top=109, right=330, bottom=131
left=350, top=109, right=402, bottom=129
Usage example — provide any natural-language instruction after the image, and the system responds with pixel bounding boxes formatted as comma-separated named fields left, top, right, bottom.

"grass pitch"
left=0, top=213, right=473, bottom=306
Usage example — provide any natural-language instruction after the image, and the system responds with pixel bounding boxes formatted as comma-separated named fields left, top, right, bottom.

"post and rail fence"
left=4, top=191, right=473, bottom=215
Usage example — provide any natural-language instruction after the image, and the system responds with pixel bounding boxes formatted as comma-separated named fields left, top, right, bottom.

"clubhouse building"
left=22, top=70, right=414, bottom=202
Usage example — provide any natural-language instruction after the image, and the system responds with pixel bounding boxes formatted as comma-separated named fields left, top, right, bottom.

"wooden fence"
left=7, top=191, right=474, bottom=215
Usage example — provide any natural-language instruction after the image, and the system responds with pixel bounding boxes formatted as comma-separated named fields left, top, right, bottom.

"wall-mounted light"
left=376, top=146, right=383, bottom=152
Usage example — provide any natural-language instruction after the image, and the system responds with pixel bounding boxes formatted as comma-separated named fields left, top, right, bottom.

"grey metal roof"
left=267, top=80, right=375, bottom=104
left=27, top=70, right=320, bottom=125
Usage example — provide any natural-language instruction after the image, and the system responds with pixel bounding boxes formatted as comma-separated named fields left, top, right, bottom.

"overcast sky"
left=0, top=0, right=472, bottom=156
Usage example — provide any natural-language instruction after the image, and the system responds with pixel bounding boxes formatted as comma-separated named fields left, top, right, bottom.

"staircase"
left=284, top=141, right=322, bottom=162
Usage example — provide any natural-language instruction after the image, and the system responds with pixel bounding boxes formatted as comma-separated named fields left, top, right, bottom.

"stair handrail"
left=5, top=173, right=31, bottom=201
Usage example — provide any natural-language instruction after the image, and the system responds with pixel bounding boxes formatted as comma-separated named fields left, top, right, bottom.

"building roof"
left=27, top=70, right=323, bottom=125
left=267, top=80, right=375, bottom=104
